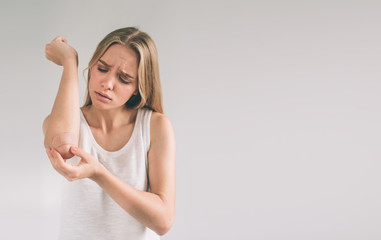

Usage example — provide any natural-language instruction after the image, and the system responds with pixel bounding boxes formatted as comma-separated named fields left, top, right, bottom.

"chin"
left=91, top=102, right=112, bottom=110
left=91, top=100, right=126, bottom=111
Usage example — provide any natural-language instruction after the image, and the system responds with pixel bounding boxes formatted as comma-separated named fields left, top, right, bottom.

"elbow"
left=156, top=229, right=169, bottom=237
left=44, top=134, right=78, bottom=159
left=42, top=116, right=78, bottom=159
left=154, top=213, right=175, bottom=236
left=155, top=223, right=172, bottom=236
left=49, top=143, right=77, bottom=159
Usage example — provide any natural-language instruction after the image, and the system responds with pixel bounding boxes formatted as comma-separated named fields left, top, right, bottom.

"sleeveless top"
left=58, top=107, right=160, bottom=240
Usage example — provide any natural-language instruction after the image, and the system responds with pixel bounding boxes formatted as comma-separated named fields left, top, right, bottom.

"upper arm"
left=42, top=114, right=77, bottom=159
left=147, top=112, right=176, bottom=221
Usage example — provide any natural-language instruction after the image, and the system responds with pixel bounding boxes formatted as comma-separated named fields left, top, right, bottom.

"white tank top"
left=58, top=107, right=160, bottom=240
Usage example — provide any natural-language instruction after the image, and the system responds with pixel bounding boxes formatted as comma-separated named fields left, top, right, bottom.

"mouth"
left=95, top=91, right=112, bottom=100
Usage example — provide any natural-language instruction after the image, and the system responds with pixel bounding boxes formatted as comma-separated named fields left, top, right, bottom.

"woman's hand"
left=46, top=146, right=104, bottom=182
left=45, top=36, right=78, bottom=67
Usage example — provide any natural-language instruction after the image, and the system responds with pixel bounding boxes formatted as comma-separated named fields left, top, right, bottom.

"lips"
left=95, top=91, right=112, bottom=100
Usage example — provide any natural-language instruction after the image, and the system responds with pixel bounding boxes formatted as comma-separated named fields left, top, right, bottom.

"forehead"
left=100, top=44, right=138, bottom=72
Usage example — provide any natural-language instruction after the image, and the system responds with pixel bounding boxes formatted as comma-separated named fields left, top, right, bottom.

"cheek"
left=88, top=70, right=99, bottom=89
left=88, top=78, right=94, bottom=92
left=118, top=86, right=136, bottom=101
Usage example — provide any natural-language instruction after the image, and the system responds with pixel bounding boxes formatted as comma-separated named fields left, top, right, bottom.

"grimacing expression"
left=89, top=44, right=139, bottom=110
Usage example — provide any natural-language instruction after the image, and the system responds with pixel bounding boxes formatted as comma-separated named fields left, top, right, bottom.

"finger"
left=45, top=147, right=51, bottom=155
left=45, top=53, right=52, bottom=61
left=55, top=36, right=67, bottom=43
left=50, top=149, right=68, bottom=169
left=70, top=146, right=88, bottom=159
left=45, top=147, right=53, bottom=161
left=47, top=148, right=76, bottom=180
left=51, top=149, right=80, bottom=179
left=46, top=149, right=60, bottom=172
left=65, top=176, right=75, bottom=182
left=50, top=149, right=71, bottom=174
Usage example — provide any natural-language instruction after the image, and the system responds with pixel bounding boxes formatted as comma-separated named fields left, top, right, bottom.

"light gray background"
left=1, top=0, right=380, bottom=239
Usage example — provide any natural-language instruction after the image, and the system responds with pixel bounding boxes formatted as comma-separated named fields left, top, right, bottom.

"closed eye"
left=119, top=75, right=130, bottom=84
left=97, top=66, right=130, bottom=84
left=98, top=67, right=107, bottom=73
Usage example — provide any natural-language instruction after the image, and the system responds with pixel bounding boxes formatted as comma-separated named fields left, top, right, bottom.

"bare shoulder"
left=150, top=111, right=175, bottom=142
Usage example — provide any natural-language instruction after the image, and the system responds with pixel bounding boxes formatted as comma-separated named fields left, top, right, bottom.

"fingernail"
left=72, top=147, right=78, bottom=152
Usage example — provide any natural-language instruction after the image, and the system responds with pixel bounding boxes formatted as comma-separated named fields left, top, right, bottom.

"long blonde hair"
left=83, top=27, right=163, bottom=113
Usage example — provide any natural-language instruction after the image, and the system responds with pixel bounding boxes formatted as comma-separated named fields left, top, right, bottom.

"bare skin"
left=44, top=36, right=80, bottom=159
left=43, top=39, right=176, bottom=236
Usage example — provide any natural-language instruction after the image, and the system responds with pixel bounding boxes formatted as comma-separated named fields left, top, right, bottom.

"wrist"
left=62, top=57, right=78, bottom=68
left=90, top=162, right=107, bottom=183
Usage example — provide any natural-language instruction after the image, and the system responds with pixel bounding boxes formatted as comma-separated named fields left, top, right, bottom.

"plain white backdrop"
left=1, top=0, right=381, bottom=239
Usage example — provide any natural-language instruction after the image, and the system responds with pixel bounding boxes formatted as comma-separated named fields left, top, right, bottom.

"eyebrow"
left=98, top=59, right=135, bottom=80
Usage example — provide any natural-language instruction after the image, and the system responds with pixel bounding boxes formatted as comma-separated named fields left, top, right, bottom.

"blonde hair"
left=83, top=27, right=163, bottom=113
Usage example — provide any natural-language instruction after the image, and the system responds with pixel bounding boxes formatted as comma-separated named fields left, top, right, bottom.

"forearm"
left=92, top=166, right=173, bottom=236
left=44, top=60, right=80, bottom=158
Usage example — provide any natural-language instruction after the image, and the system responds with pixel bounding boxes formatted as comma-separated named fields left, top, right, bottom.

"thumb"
left=70, top=146, right=88, bottom=158
left=55, top=36, right=67, bottom=43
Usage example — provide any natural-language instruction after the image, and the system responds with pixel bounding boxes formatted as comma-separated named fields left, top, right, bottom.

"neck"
left=82, top=105, right=138, bottom=132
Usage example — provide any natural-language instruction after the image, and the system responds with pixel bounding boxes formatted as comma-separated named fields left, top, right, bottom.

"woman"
left=43, top=27, right=176, bottom=239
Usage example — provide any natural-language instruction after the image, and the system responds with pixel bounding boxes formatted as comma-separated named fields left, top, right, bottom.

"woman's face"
left=89, top=44, right=139, bottom=111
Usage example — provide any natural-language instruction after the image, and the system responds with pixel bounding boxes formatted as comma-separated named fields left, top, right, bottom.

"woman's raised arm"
left=43, top=36, right=80, bottom=159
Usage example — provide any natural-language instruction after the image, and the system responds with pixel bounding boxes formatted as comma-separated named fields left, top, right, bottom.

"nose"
left=101, top=73, right=116, bottom=90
